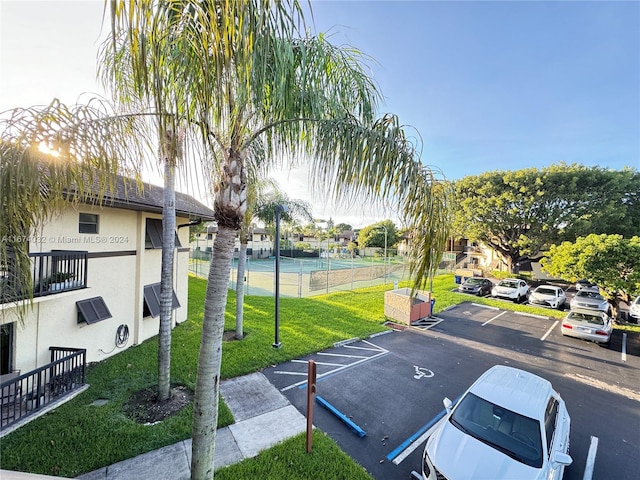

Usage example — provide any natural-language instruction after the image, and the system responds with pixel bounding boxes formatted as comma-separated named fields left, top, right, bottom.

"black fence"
left=1, top=250, right=88, bottom=303
left=1, top=347, right=87, bottom=432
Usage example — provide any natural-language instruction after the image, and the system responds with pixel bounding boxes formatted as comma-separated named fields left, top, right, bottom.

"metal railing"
left=1, top=250, right=88, bottom=303
left=1, top=347, right=87, bottom=431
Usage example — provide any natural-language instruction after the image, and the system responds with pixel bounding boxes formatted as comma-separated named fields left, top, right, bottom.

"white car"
left=421, top=365, right=572, bottom=480
left=629, top=295, right=640, bottom=324
left=528, top=285, right=566, bottom=310
left=561, top=308, right=612, bottom=345
left=491, top=278, right=529, bottom=303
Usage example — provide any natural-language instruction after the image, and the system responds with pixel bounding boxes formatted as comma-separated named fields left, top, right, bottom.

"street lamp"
left=378, top=225, right=388, bottom=285
left=273, top=203, right=289, bottom=348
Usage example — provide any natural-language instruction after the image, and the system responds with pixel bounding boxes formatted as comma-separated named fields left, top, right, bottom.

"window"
left=145, top=218, right=182, bottom=249
left=143, top=283, right=180, bottom=318
left=544, top=398, right=559, bottom=454
left=77, top=297, right=112, bottom=324
left=79, top=213, right=99, bottom=234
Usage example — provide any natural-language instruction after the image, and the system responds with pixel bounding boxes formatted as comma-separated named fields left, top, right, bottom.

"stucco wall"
left=2, top=204, right=192, bottom=370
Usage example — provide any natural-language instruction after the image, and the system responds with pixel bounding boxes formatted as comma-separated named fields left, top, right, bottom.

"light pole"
left=378, top=225, right=388, bottom=285
left=273, top=203, right=289, bottom=348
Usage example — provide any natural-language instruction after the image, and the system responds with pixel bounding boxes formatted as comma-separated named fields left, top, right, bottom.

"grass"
left=215, top=431, right=373, bottom=480
left=0, top=275, right=390, bottom=478
left=0, top=273, right=633, bottom=478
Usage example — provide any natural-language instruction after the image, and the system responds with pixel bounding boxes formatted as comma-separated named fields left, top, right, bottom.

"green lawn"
left=0, top=273, right=633, bottom=478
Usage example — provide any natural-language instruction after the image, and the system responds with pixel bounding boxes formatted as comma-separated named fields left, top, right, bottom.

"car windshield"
left=567, top=312, right=605, bottom=325
left=499, top=281, right=518, bottom=288
left=576, top=290, right=604, bottom=300
left=450, top=393, right=543, bottom=468
left=465, top=278, right=483, bottom=285
left=535, top=287, right=557, bottom=295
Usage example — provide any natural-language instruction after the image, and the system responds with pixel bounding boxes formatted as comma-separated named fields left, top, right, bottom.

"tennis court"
left=189, top=254, right=412, bottom=297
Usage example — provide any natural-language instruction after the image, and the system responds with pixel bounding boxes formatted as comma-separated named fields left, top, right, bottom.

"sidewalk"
left=0, top=373, right=307, bottom=480
left=72, top=372, right=306, bottom=480
left=0, top=373, right=300, bottom=480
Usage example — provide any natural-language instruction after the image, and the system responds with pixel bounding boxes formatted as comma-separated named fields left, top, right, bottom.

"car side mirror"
left=551, top=451, right=572, bottom=467
left=443, top=397, right=453, bottom=413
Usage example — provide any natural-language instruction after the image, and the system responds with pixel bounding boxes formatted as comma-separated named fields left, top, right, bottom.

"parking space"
left=263, top=303, right=640, bottom=480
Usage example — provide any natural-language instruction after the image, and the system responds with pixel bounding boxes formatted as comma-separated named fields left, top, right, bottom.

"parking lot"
left=263, top=303, right=640, bottom=480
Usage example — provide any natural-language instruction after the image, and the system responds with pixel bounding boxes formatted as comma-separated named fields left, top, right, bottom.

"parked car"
left=458, top=277, right=494, bottom=296
left=421, top=365, right=572, bottom=480
left=561, top=308, right=612, bottom=345
left=491, top=278, right=529, bottom=303
left=570, top=289, right=611, bottom=315
left=528, top=285, right=566, bottom=310
left=628, top=295, right=640, bottom=324
left=575, top=279, right=596, bottom=291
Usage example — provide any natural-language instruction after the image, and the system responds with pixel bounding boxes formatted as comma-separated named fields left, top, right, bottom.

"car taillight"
left=596, top=330, right=608, bottom=336
left=562, top=324, right=573, bottom=329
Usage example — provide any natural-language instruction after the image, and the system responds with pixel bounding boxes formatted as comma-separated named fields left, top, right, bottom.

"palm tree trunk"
left=191, top=225, right=236, bottom=480
left=235, top=241, right=247, bottom=339
left=158, top=157, right=176, bottom=402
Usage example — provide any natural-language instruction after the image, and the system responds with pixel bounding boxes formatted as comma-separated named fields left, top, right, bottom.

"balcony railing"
left=1, top=347, right=87, bottom=432
left=1, top=250, right=88, bottom=303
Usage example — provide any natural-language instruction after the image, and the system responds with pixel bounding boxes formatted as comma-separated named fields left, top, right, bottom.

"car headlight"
left=423, top=450, right=431, bottom=478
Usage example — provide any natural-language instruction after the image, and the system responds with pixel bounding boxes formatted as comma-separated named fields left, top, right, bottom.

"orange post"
left=306, top=359, right=317, bottom=453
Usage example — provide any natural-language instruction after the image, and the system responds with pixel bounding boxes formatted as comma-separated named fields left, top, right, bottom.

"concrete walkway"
left=73, top=372, right=307, bottom=480
left=74, top=373, right=307, bottom=480
left=71, top=373, right=307, bottom=480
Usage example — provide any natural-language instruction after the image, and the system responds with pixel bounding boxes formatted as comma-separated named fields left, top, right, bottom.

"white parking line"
left=622, top=332, right=627, bottom=362
left=471, top=303, right=500, bottom=310
left=481, top=311, right=507, bottom=326
left=540, top=320, right=559, bottom=341
left=392, top=418, right=445, bottom=465
left=519, top=312, right=549, bottom=320
left=278, top=341, right=389, bottom=391
left=317, top=352, right=370, bottom=359
left=344, top=344, right=384, bottom=352
left=583, top=436, right=599, bottom=480
left=291, top=359, right=345, bottom=367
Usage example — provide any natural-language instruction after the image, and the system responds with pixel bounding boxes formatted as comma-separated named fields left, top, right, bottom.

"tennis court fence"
left=189, top=250, right=454, bottom=297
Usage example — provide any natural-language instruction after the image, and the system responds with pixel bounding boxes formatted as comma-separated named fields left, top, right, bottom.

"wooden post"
left=306, top=360, right=317, bottom=453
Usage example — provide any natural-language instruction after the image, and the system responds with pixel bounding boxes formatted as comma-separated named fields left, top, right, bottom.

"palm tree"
left=107, top=2, right=452, bottom=478
left=235, top=179, right=313, bottom=339
left=0, top=99, right=150, bottom=320
left=234, top=176, right=277, bottom=340
left=100, top=5, right=196, bottom=402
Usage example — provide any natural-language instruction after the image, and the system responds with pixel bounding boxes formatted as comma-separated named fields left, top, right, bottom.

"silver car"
left=561, top=308, right=612, bottom=345
left=629, top=296, right=640, bottom=324
left=570, top=289, right=611, bottom=315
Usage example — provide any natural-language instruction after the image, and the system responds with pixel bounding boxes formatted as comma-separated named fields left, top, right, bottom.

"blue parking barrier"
left=316, top=395, right=366, bottom=437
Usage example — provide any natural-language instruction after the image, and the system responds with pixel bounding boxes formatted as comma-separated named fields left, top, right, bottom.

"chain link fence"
left=189, top=251, right=414, bottom=297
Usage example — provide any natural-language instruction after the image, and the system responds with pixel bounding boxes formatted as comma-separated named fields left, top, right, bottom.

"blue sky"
left=1, top=1, right=639, bottom=225
left=306, top=0, right=640, bottom=179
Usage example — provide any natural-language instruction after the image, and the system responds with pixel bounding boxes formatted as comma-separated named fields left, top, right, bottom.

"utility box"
left=384, top=288, right=432, bottom=325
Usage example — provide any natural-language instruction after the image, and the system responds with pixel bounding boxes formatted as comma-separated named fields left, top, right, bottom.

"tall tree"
left=107, top=2, right=452, bottom=478
left=453, top=163, right=640, bottom=272
left=234, top=175, right=277, bottom=339
left=100, top=4, right=198, bottom=402
left=358, top=220, right=398, bottom=250
left=541, top=234, right=640, bottom=314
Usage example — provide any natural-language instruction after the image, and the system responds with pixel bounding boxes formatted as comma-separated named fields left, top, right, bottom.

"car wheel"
left=514, top=295, right=520, bottom=303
